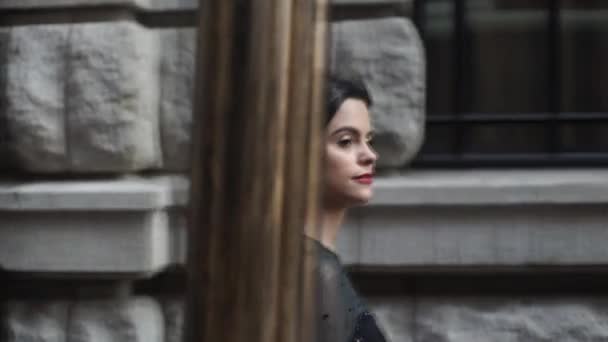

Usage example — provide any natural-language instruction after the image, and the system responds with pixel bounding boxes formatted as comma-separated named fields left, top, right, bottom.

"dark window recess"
left=412, top=0, right=608, bottom=167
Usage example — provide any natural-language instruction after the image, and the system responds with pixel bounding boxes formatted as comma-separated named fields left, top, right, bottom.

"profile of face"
left=324, top=98, right=377, bottom=208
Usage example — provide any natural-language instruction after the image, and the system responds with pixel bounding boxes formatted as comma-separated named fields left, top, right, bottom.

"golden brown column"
left=186, top=0, right=328, bottom=341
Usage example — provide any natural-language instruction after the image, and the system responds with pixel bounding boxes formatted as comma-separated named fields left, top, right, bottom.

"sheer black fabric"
left=306, top=237, right=388, bottom=342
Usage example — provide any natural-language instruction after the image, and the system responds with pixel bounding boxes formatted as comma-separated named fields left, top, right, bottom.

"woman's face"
left=324, top=98, right=377, bottom=208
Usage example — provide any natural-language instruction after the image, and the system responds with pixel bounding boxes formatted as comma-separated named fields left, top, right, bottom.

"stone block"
left=145, top=0, right=197, bottom=10
left=368, top=297, right=414, bottom=342
left=2, top=19, right=426, bottom=173
left=3, top=301, right=69, bottom=342
left=2, top=22, right=162, bottom=173
left=0, top=176, right=184, bottom=274
left=335, top=170, right=608, bottom=268
left=5, top=25, right=70, bottom=172
left=357, top=205, right=608, bottom=267
left=362, top=295, right=608, bottom=342
left=416, top=296, right=608, bottom=342
left=0, top=210, right=171, bottom=274
left=168, top=208, right=188, bottom=264
left=159, top=28, right=196, bottom=171
left=331, top=18, right=426, bottom=168
left=160, top=297, right=184, bottom=342
left=0, top=0, right=197, bottom=11
left=0, top=0, right=407, bottom=11
left=369, top=170, right=608, bottom=207
left=0, top=0, right=140, bottom=9
left=66, top=22, right=162, bottom=172
left=68, top=297, right=164, bottom=342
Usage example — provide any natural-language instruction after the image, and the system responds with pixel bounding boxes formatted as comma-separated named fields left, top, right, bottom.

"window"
left=413, top=0, right=608, bottom=167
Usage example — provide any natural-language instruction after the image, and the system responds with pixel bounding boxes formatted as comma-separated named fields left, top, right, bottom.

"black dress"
left=307, top=237, right=388, bottom=342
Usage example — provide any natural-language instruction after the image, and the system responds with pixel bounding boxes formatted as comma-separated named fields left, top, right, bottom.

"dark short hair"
left=326, top=75, right=372, bottom=124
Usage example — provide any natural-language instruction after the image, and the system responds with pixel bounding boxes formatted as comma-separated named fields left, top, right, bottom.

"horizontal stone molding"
left=0, top=210, right=175, bottom=274
left=0, top=176, right=187, bottom=211
left=0, top=176, right=186, bottom=275
left=370, top=169, right=608, bottom=206
left=341, top=203, right=608, bottom=269
left=339, top=169, right=608, bottom=268
left=0, top=0, right=409, bottom=11
left=0, top=0, right=197, bottom=12
left=2, top=170, right=608, bottom=275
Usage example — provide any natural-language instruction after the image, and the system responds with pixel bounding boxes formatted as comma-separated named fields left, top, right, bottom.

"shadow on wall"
left=0, top=29, right=14, bottom=173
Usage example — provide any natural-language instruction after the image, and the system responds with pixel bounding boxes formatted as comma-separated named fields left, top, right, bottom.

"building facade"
left=2, top=0, right=608, bottom=341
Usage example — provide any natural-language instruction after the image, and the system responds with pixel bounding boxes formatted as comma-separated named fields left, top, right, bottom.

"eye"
left=366, top=136, right=375, bottom=147
left=337, top=137, right=353, bottom=148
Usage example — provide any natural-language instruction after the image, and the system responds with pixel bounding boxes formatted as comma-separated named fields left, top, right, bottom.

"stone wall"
left=0, top=0, right=423, bottom=173
left=3, top=1, right=608, bottom=342
left=372, top=295, right=608, bottom=342
left=0, top=0, right=427, bottom=341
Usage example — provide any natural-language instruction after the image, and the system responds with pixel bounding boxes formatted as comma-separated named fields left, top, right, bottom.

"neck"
left=306, top=205, right=346, bottom=251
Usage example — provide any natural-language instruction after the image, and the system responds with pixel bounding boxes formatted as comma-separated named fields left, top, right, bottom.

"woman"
left=306, top=76, right=388, bottom=342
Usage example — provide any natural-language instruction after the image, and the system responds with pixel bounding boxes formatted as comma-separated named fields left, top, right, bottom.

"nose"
left=359, top=142, right=378, bottom=167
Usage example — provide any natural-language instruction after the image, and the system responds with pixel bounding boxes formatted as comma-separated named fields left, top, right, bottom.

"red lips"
left=353, top=173, right=374, bottom=185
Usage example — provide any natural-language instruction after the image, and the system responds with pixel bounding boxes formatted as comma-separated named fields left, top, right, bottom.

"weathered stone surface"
left=66, top=22, right=162, bottom=172
left=0, top=176, right=185, bottom=274
left=368, top=170, right=608, bottom=206
left=0, top=0, right=403, bottom=10
left=2, top=22, right=162, bottom=173
left=0, top=0, right=141, bottom=8
left=3, top=301, right=69, bottom=342
left=160, top=297, right=184, bottom=342
left=331, top=18, right=425, bottom=168
left=145, top=0, right=197, bottom=10
left=0, top=210, right=171, bottom=273
left=2, top=19, right=425, bottom=173
left=416, top=297, right=608, bottom=342
left=0, top=0, right=197, bottom=11
left=333, top=170, right=608, bottom=268
left=159, top=28, right=195, bottom=171
left=0, top=176, right=187, bottom=211
left=368, top=297, right=414, bottom=342
left=168, top=208, right=188, bottom=264
left=356, top=204, right=608, bottom=267
left=68, top=297, right=164, bottom=342
left=5, top=25, right=70, bottom=172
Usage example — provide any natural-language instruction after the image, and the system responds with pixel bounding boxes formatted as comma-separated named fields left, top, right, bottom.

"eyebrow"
left=330, top=126, right=374, bottom=138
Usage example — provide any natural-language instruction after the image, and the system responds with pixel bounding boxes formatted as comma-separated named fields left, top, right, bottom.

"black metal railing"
left=412, top=0, right=608, bottom=167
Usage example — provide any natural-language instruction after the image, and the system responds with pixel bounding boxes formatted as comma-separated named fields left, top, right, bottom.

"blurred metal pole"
left=185, top=0, right=328, bottom=341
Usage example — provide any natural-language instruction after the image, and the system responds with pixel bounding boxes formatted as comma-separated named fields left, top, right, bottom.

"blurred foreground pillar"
left=186, top=1, right=328, bottom=342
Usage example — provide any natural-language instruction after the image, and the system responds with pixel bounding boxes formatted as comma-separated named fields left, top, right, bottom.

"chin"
left=348, top=191, right=373, bottom=207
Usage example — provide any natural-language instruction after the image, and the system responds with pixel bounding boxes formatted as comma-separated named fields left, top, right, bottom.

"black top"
left=307, top=237, right=388, bottom=342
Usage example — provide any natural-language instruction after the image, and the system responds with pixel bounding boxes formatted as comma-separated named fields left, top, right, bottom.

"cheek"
left=325, top=147, right=351, bottom=181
